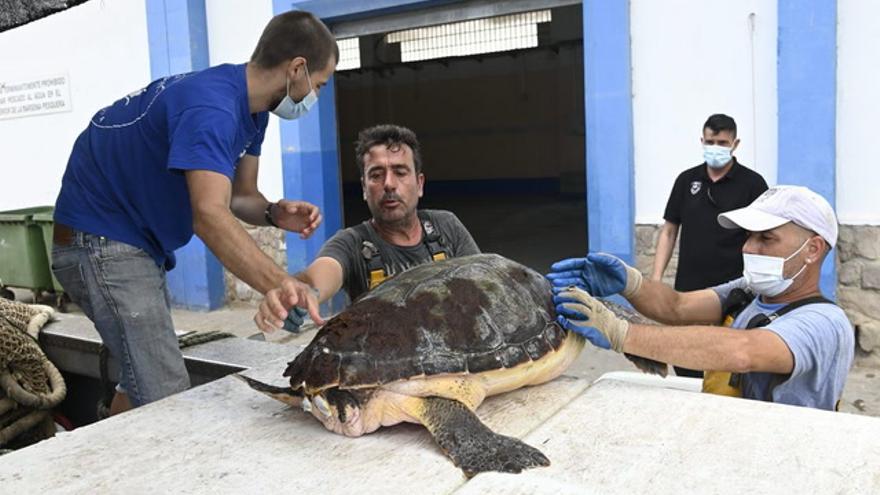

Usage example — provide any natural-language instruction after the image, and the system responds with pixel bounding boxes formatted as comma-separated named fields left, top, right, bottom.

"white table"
left=2, top=363, right=877, bottom=494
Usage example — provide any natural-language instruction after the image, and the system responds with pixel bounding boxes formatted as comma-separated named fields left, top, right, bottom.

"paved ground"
left=170, top=301, right=880, bottom=419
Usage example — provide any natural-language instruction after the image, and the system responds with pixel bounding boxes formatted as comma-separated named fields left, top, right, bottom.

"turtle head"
left=304, top=388, right=367, bottom=437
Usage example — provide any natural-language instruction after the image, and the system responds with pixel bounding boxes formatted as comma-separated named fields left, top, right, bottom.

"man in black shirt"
left=254, top=124, right=480, bottom=332
left=651, top=114, right=768, bottom=377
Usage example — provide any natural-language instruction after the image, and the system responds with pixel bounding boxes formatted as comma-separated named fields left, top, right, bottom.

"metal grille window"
left=385, top=10, right=552, bottom=63
left=336, top=38, right=361, bottom=71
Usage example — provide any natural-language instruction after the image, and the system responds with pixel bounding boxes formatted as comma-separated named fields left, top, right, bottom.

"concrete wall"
left=630, top=0, right=778, bottom=224
left=837, top=0, right=880, bottom=225
left=0, top=1, right=151, bottom=212
left=836, top=0, right=880, bottom=358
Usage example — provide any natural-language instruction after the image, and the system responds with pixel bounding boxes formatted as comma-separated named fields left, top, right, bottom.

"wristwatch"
left=264, top=202, right=279, bottom=228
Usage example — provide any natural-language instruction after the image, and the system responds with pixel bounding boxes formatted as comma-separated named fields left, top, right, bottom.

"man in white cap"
left=546, top=185, right=853, bottom=410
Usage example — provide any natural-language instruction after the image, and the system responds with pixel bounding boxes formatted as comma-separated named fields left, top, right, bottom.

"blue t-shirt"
left=713, top=278, right=854, bottom=410
left=55, top=64, right=269, bottom=270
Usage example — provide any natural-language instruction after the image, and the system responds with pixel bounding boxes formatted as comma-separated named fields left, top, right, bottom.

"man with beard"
left=51, top=11, right=335, bottom=412
left=254, top=124, right=480, bottom=332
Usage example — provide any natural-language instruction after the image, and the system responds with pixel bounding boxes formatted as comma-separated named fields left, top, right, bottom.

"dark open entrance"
left=334, top=4, right=586, bottom=272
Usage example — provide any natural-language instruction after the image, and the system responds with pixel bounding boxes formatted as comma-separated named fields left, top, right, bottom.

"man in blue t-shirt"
left=548, top=185, right=853, bottom=411
left=51, top=11, right=338, bottom=414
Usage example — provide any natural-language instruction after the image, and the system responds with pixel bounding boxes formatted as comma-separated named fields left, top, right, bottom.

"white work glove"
left=553, top=286, right=630, bottom=352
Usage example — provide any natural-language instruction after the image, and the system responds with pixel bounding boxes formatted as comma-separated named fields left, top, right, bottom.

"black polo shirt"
left=663, top=159, right=768, bottom=291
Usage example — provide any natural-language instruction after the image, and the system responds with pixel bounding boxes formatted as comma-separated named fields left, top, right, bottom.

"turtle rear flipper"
left=236, top=374, right=303, bottom=407
left=414, top=396, right=550, bottom=478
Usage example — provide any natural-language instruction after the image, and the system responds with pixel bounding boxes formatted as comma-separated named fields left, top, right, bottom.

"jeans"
left=51, top=230, right=190, bottom=406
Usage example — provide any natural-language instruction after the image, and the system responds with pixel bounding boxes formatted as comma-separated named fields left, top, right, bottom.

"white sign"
left=0, top=74, right=72, bottom=120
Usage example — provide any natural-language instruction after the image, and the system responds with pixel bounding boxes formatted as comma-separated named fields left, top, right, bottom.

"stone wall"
left=837, top=225, right=880, bottom=363
left=224, top=224, right=287, bottom=304
left=635, top=223, right=880, bottom=366
left=634, top=224, right=677, bottom=286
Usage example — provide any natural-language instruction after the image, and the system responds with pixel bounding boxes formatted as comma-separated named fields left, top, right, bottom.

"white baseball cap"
left=717, top=185, right=838, bottom=248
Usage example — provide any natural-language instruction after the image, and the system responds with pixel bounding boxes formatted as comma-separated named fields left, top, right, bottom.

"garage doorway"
left=333, top=3, right=586, bottom=272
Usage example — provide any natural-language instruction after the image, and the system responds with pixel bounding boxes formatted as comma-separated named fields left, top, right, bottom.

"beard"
left=368, top=193, right=417, bottom=228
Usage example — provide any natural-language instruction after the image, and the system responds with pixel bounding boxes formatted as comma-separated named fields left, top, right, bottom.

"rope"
left=0, top=298, right=65, bottom=449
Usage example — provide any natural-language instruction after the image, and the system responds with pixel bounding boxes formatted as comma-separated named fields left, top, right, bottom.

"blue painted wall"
left=777, top=0, right=838, bottom=298
left=582, top=0, right=634, bottom=264
left=146, top=0, right=225, bottom=311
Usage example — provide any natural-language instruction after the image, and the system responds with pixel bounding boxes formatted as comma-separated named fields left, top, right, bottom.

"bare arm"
left=186, top=169, right=289, bottom=294
left=627, top=280, right=723, bottom=326
left=294, top=257, right=345, bottom=304
left=624, top=323, right=794, bottom=374
left=230, top=154, right=322, bottom=238
left=651, top=221, right=679, bottom=281
left=229, top=154, right=272, bottom=226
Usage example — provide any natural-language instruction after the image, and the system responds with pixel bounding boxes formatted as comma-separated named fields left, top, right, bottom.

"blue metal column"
left=146, top=0, right=225, bottom=310
left=582, top=0, right=635, bottom=263
left=777, top=0, right=837, bottom=299
left=277, top=76, right=344, bottom=275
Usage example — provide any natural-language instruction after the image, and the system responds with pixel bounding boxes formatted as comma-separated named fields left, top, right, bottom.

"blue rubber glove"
left=546, top=253, right=640, bottom=298
left=553, top=287, right=630, bottom=352
left=282, top=307, right=309, bottom=334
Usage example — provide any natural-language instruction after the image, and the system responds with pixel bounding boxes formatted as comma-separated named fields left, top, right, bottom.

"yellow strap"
left=702, top=314, right=743, bottom=398
left=368, top=270, right=386, bottom=290
left=702, top=370, right=742, bottom=397
left=369, top=253, right=446, bottom=290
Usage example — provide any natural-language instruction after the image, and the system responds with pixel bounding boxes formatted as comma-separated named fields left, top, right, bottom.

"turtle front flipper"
left=410, top=396, right=550, bottom=478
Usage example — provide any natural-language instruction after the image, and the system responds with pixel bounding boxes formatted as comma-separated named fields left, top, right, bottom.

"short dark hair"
left=703, top=113, right=737, bottom=138
left=250, top=11, right=339, bottom=71
left=355, top=125, right=423, bottom=177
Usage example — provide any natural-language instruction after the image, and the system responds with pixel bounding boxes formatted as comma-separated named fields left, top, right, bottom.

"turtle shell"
left=284, top=254, right=566, bottom=392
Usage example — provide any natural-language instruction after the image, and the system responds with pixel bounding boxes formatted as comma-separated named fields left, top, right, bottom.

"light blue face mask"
left=271, top=63, right=317, bottom=120
left=703, top=144, right=732, bottom=169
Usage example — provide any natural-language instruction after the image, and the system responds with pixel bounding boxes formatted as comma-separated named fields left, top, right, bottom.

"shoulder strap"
left=417, top=210, right=448, bottom=261
left=721, top=288, right=755, bottom=325
left=746, top=295, right=834, bottom=329
left=772, top=295, right=834, bottom=318
left=351, top=221, right=385, bottom=277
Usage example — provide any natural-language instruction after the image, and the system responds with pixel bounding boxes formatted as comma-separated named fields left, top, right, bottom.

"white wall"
left=0, top=1, right=151, bottom=211
left=205, top=0, right=284, bottom=201
left=630, top=0, right=778, bottom=224
left=837, top=0, right=880, bottom=225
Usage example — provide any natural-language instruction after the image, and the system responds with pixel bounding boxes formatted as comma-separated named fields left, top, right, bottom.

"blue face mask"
left=271, top=63, right=317, bottom=120
left=703, top=144, right=732, bottom=169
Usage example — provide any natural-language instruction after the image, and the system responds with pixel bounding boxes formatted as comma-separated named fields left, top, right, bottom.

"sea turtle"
left=241, top=253, right=665, bottom=477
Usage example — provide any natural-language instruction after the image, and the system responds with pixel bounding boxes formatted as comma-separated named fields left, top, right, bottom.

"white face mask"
left=742, top=239, right=810, bottom=297
left=271, top=63, right=317, bottom=120
left=703, top=144, right=732, bottom=169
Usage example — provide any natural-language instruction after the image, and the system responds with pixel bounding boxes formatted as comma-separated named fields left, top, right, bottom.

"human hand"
left=254, top=278, right=324, bottom=333
left=272, top=200, right=322, bottom=239
left=282, top=307, right=308, bottom=334
left=553, top=286, right=630, bottom=352
left=546, top=253, right=642, bottom=298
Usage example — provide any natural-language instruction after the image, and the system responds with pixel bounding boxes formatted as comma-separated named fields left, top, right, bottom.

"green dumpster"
left=0, top=206, right=57, bottom=293
left=32, top=208, right=63, bottom=292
